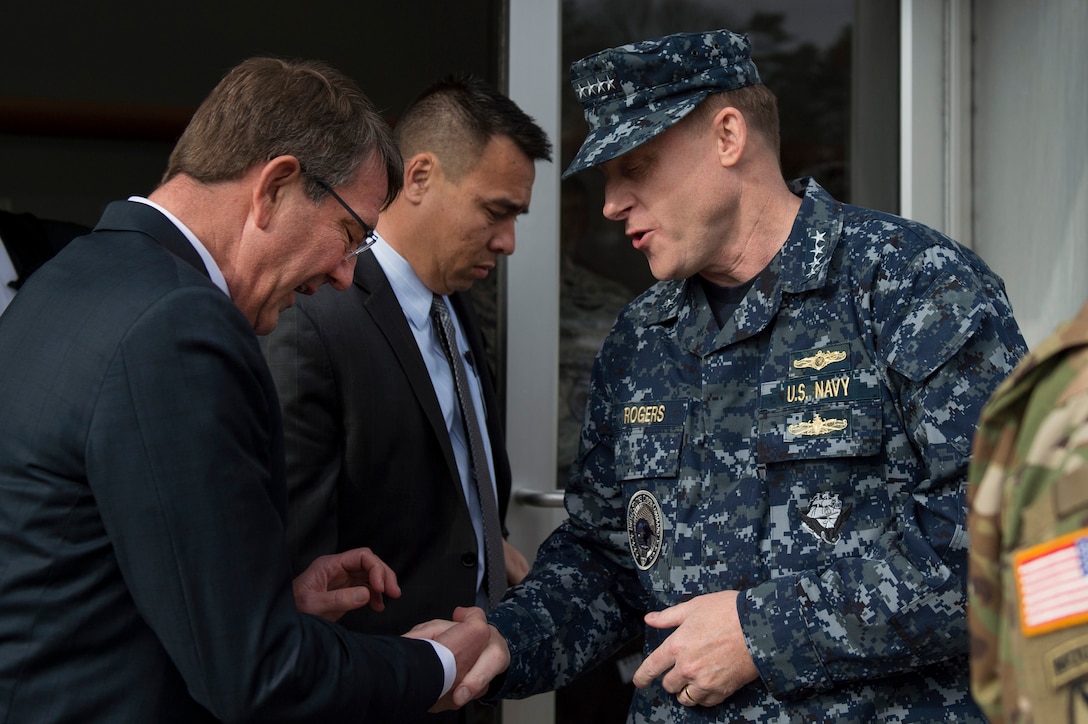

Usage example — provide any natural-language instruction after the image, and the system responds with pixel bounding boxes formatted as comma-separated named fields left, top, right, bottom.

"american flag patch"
left=1014, top=528, right=1088, bottom=637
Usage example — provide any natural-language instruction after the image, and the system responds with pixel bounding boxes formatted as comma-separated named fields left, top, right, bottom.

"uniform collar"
left=777, top=177, right=844, bottom=294
left=641, top=177, right=842, bottom=327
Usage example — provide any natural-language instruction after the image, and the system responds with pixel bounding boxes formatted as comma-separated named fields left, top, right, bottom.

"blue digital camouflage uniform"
left=488, top=177, right=1027, bottom=722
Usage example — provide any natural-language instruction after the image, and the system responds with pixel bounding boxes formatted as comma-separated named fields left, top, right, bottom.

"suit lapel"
left=353, top=254, right=460, bottom=478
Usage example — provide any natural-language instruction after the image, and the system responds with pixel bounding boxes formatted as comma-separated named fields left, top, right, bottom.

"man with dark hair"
left=0, top=57, right=488, bottom=722
left=415, top=28, right=1027, bottom=722
left=262, top=74, right=551, bottom=723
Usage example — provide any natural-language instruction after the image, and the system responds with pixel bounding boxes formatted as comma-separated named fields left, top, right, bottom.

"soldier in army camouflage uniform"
left=968, top=300, right=1088, bottom=723
left=413, top=28, right=1028, bottom=722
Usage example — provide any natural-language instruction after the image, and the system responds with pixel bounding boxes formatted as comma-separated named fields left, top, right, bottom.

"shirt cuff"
left=425, top=639, right=456, bottom=698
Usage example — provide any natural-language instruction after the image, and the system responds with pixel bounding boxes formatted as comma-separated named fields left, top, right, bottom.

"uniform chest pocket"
left=615, top=426, right=685, bottom=481
left=756, top=398, right=883, bottom=463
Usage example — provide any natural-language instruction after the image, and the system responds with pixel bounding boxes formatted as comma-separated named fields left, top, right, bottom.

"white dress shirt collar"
left=128, top=196, right=230, bottom=298
left=370, top=233, right=434, bottom=327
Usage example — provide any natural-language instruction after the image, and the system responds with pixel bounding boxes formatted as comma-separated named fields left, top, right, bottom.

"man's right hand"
left=408, top=607, right=512, bottom=712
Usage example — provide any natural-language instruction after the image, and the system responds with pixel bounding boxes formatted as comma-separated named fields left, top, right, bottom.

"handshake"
left=405, top=607, right=510, bottom=712
left=293, top=544, right=761, bottom=714
left=292, top=546, right=510, bottom=712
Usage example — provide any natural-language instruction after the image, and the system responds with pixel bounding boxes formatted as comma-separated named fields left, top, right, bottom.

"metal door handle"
left=513, top=489, right=565, bottom=508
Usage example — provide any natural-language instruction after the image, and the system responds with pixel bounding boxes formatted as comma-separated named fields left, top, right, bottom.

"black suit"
left=262, top=249, right=512, bottom=638
left=0, top=201, right=442, bottom=722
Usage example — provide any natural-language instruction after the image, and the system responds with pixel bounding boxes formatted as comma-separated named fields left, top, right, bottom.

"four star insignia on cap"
left=575, top=75, right=617, bottom=99
left=563, top=29, right=761, bottom=178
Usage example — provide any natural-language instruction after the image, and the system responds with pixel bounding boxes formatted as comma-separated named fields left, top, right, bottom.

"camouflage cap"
left=562, top=29, right=761, bottom=179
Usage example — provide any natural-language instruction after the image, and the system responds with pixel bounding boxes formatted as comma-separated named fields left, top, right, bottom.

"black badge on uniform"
left=799, top=491, right=851, bottom=544
left=627, top=490, right=664, bottom=570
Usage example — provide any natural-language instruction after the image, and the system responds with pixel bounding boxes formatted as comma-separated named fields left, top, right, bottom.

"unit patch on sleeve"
left=1015, top=528, right=1088, bottom=637
left=627, top=490, right=664, bottom=570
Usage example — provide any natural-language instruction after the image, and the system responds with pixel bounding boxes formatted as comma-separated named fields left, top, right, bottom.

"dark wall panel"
left=0, top=0, right=504, bottom=225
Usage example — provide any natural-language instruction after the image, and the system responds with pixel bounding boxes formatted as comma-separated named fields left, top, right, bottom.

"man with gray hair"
left=413, top=27, right=1026, bottom=722
left=0, top=57, right=489, bottom=722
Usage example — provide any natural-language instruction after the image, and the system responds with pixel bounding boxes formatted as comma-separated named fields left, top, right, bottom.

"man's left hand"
left=633, top=590, right=759, bottom=708
left=292, top=547, right=401, bottom=621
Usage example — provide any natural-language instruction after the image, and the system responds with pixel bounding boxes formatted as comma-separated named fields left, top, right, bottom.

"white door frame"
left=899, top=0, right=972, bottom=247
left=503, top=1, right=563, bottom=721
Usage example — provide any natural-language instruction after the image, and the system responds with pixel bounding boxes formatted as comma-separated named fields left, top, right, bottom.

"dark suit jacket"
left=0, top=201, right=442, bottom=722
left=262, top=250, right=513, bottom=638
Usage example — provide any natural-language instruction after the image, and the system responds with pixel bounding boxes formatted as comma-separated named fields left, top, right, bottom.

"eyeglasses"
left=305, top=172, right=379, bottom=260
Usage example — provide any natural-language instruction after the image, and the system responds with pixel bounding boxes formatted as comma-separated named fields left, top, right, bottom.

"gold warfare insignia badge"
left=627, top=490, right=664, bottom=570
left=788, top=413, right=848, bottom=437
left=792, top=349, right=847, bottom=371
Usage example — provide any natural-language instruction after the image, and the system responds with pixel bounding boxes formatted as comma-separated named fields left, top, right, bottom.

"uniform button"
left=460, top=552, right=476, bottom=567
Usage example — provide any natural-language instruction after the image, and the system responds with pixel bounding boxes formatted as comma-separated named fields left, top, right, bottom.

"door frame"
left=503, top=1, right=563, bottom=721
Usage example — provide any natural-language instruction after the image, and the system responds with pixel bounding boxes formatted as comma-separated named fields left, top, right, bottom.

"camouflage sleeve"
left=741, top=242, right=1027, bottom=698
left=968, top=301, right=1088, bottom=722
left=488, top=340, right=650, bottom=698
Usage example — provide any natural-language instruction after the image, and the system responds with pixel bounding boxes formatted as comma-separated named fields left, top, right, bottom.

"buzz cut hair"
left=394, top=74, right=552, bottom=181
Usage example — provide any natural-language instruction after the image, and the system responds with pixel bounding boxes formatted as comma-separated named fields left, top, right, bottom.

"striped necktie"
left=431, top=294, right=506, bottom=608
